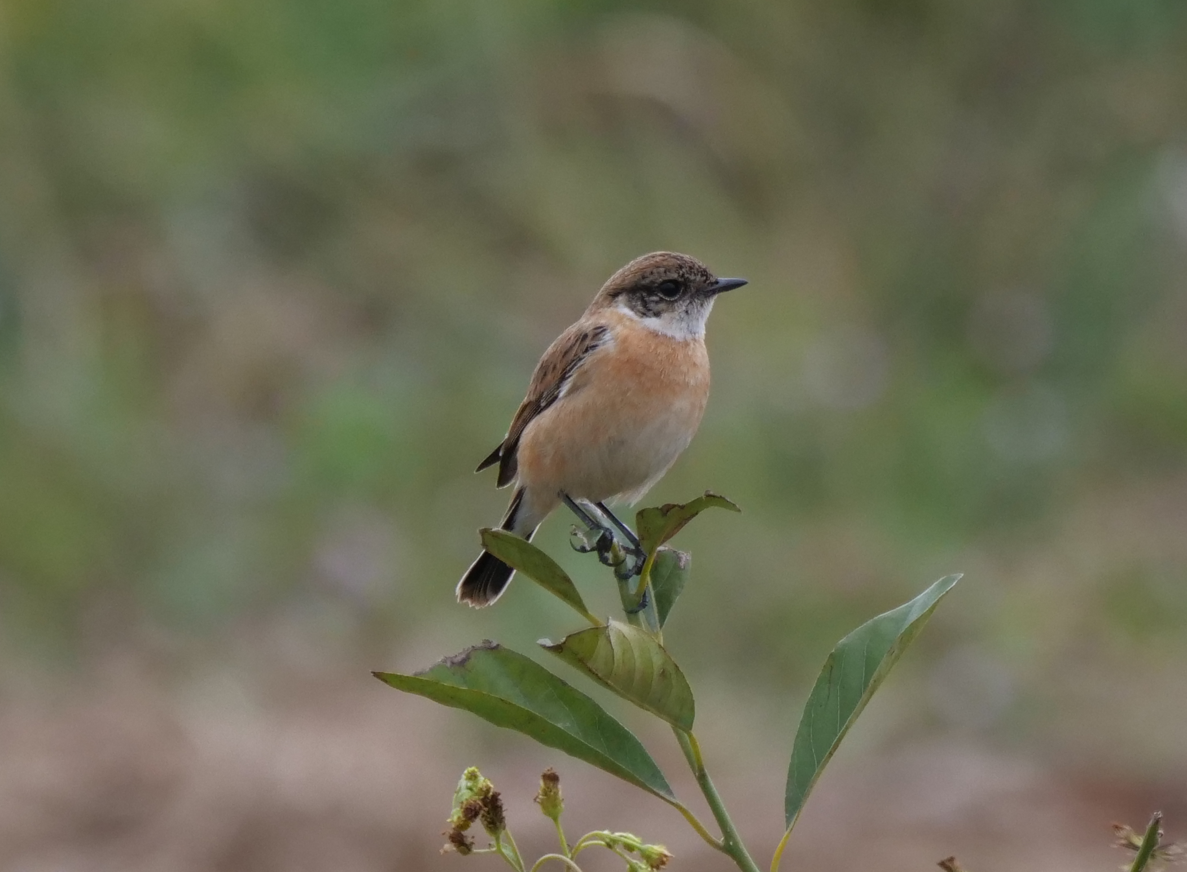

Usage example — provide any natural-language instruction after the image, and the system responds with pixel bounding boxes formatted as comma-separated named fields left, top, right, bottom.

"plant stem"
left=1130, top=812, right=1163, bottom=872
left=673, top=728, right=762, bottom=872
left=666, top=798, right=725, bottom=851
left=552, top=817, right=570, bottom=858
left=616, top=564, right=661, bottom=638
left=612, top=544, right=751, bottom=867
left=770, top=827, right=791, bottom=872
left=497, top=831, right=527, bottom=872
left=530, top=854, right=583, bottom=872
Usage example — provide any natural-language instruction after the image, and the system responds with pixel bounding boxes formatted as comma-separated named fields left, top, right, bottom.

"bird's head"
left=589, top=251, right=747, bottom=340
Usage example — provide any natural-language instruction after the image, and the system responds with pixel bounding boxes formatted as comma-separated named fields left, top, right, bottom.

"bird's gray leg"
left=561, top=493, right=622, bottom=568
left=594, top=502, right=641, bottom=550
left=593, top=502, right=645, bottom=581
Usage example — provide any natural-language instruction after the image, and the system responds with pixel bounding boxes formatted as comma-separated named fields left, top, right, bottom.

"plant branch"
left=551, top=817, right=571, bottom=858
left=496, top=831, right=526, bottom=872
left=615, top=563, right=661, bottom=638
left=609, top=539, right=750, bottom=862
left=602, top=514, right=754, bottom=868
left=665, top=798, right=725, bottom=851
left=674, top=729, right=761, bottom=872
left=571, top=832, right=619, bottom=857
left=770, top=827, right=791, bottom=872
left=1130, top=812, right=1164, bottom=872
left=529, top=854, right=583, bottom=872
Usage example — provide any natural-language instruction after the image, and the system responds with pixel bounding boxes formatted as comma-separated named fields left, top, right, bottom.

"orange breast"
left=516, top=311, right=710, bottom=505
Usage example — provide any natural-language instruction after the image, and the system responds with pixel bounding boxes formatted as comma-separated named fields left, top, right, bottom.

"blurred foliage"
left=1, top=0, right=1187, bottom=762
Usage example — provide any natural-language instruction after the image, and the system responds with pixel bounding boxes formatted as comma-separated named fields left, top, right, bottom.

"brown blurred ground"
left=2, top=471, right=1185, bottom=870
left=0, top=656, right=1182, bottom=872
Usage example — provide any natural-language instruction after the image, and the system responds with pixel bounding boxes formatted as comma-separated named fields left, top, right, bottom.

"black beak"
left=709, top=277, right=748, bottom=295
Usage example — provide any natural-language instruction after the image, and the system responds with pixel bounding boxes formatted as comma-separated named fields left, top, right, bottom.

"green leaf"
left=541, top=619, right=695, bottom=731
left=635, top=492, right=740, bottom=561
left=1129, top=812, right=1165, bottom=872
left=480, top=529, right=596, bottom=622
left=783, top=575, right=962, bottom=831
left=650, top=548, right=689, bottom=628
left=375, top=642, right=672, bottom=800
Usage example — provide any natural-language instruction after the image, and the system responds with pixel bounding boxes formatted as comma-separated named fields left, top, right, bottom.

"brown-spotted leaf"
left=375, top=642, right=672, bottom=800
left=542, top=620, right=694, bottom=731
left=634, top=492, right=740, bottom=561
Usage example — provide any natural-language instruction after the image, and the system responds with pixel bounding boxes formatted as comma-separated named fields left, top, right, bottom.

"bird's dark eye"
left=656, top=279, right=682, bottom=299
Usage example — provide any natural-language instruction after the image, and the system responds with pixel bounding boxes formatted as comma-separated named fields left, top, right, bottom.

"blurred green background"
left=2, top=0, right=1187, bottom=869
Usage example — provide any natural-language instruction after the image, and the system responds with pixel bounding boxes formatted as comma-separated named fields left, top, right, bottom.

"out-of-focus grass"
left=1, top=0, right=1187, bottom=766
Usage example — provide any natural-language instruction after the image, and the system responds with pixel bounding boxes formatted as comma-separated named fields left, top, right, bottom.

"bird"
left=456, top=251, right=746, bottom=607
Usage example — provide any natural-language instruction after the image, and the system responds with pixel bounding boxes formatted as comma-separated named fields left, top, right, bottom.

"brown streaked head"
left=587, top=252, right=746, bottom=335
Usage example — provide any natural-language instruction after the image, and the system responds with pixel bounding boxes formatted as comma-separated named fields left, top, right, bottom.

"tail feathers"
left=456, top=488, right=538, bottom=608
left=456, top=550, right=516, bottom=607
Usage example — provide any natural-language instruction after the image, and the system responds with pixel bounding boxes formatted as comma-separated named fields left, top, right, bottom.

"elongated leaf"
left=480, top=529, right=595, bottom=622
left=650, top=548, right=689, bottom=628
left=783, top=575, right=962, bottom=830
left=542, top=620, right=695, bottom=730
left=375, top=642, right=672, bottom=800
left=635, top=492, right=740, bottom=560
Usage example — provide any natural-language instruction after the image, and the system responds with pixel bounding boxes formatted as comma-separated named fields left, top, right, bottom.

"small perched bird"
left=456, top=251, right=746, bottom=607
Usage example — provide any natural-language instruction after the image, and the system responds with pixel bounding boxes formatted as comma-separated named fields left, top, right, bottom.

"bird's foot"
left=570, top=525, right=622, bottom=565
left=569, top=525, right=599, bottom=554
left=624, top=587, right=650, bottom=614
left=570, top=520, right=644, bottom=578
left=595, top=530, right=627, bottom=568
left=613, top=545, right=646, bottom=581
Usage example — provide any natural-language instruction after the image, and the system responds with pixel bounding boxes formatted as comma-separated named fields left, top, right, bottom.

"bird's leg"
left=594, top=502, right=641, bottom=549
left=593, top=502, right=646, bottom=581
left=561, top=494, right=622, bottom=568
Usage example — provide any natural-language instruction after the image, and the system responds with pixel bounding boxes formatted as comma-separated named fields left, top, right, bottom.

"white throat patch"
left=615, top=299, right=713, bottom=340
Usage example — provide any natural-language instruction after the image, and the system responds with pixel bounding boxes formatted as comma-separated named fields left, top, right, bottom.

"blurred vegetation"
left=2, top=0, right=1187, bottom=769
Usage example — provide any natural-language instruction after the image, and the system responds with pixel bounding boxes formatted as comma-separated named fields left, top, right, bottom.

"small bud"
left=461, top=799, right=483, bottom=825
left=448, top=767, right=495, bottom=832
left=639, top=843, right=673, bottom=869
left=444, top=828, right=475, bottom=856
left=1113, top=823, right=1144, bottom=852
left=599, top=832, right=627, bottom=851
left=1112, top=819, right=1185, bottom=866
left=535, top=768, right=564, bottom=822
left=446, top=768, right=498, bottom=835
left=480, top=790, right=506, bottom=837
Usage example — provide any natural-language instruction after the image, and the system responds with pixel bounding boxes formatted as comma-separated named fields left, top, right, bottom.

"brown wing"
left=476, top=323, right=611, bottom=488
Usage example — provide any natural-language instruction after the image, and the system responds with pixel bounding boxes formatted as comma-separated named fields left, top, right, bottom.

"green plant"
left=441, top=765, right=674, bottom=871
left=939, top=812, right=1183, bottom=872
left=376, top=494, right=961, bottom=871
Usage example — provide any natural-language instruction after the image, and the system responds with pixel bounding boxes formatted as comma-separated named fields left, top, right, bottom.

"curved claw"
left=613, top=547, right=646, bottom=581
left=624, top=588, right=650, bottom=614
left=569, top=526, right=597, bottom=554
left=595, top=531, right=624, bottom=567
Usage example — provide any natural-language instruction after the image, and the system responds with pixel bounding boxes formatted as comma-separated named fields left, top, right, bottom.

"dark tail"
left=456, top=489, right=536, bottom=608
left=456, top=550, right=516, bottom=607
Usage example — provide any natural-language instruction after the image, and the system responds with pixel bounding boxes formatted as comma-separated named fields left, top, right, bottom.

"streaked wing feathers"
left=478, top=323, right=611, bottom=488
left=475, top=444, right=502, bottom=473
